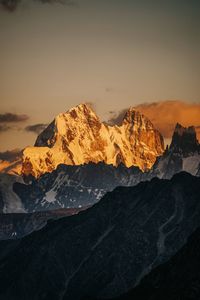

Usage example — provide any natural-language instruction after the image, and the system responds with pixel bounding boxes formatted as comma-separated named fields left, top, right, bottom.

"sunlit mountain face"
left=0, top=103, right=164, bottom=177
left=22, top=104, right=164, bottom=177
left=0, top=1, right=200, bottom=300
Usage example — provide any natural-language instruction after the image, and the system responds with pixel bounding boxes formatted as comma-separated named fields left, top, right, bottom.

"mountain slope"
left=0, top=159, right=22, bottom=176
left=0, top=208, right=88, bottom=240
left=0, top=174, right=25, bottom=213
left=0, top=150, right=22, bottom=176
left=151, top=123, right=200, bottom=179
left=22, top=103, right=164, bottom=177
left=114, top=227, right=200, bottom=300
left=1, top=122, right=199, bottom=213
left=0, top=173, right=200, bottom=300
left=13, top=162, right=142, bottom=212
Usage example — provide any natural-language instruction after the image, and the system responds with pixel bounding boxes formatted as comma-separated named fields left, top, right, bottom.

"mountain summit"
left=34, top=104, right=99, bottom=148
left=22, top=104, right=164, bottom=177
left=170, top=123, right=199, bottom=154
left=152, top=123, right=200, bottom=178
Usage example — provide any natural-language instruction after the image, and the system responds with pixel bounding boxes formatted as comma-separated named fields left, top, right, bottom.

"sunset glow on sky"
left=0, top=0, right=199, bottom=151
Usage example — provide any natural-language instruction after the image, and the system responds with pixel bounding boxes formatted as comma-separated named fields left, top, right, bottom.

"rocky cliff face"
left=0, top=174, right=25, bottom=213
left=0, top=172, right=199, bottom=300
left=22, top=104, right=164, bottom=177
left=170, top=123, right=200, bottom=154
left=151, top=123, right=200, bottom=179
left=13, top=163, right=142, bottom=212
left=0, top=162, right=142, bottom=213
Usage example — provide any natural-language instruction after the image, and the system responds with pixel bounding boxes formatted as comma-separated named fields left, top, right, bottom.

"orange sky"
left=0, top=1, right=200, bottom=151
left=135, top=100, right=200, bottom=143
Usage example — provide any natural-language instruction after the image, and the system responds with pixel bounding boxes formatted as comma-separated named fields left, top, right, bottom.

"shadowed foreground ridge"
left=0, top=172, right=200, bottom=299
left=113, top=226, right=200, bottom=300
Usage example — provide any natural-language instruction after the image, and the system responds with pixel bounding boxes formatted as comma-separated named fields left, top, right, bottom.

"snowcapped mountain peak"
left=123, top=107, right=154, bottom=129
left=63, top=103, right=100, bottom=126
left=67, top=103, right=97, bottom=117
left=56, top=103, right=100, bottom=132
left=35, top=103, right=101, bottom=148
left=21, top=104, right=164, bottom=177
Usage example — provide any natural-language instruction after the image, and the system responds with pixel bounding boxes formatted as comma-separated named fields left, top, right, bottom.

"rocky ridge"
left=151, top=123, right=200, bottom=179
left=13, top=163, right=142, bottom=212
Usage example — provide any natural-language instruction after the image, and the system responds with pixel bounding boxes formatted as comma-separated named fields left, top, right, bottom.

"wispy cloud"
left=106, top=109, right=127, bottom=126
left=134, top=100, right=200, bottom=140
left=25, top=123, right=47, bottom=135
left=105, top=100, right=200, bottom=141
left=0, top=124, right=11, bottom=132
left=0, top=0, right=77, bottom=12
left=38, top=0, right=76, bottom=6
left=0, top=0, right=19, bottom=12
left=0, top=148, right=22, bottom=161
left=0, top=112, right=29, bottom=123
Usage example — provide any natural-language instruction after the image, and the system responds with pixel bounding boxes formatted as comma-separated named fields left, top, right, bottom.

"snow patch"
left=44, top=189, right=57, bottom=203
left=182, top=155, right=200, bottom=175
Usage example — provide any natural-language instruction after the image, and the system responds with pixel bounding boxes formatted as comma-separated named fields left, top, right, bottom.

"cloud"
left=0, top=149, right=22, bottom=161
left=0, top=124, right=11, bottom=132
left=134, top=100, right=200, bottom=141
left=38, top=0, right=76, bottom=5
left=0, top=0, right=19, bottom=11
left=25, top=123, right=48, bottom=135
left=0, top=0, right=77, bottom=12
left=0, top=113, right=29, bottom=123
left=106, top=109, right=127, bottom=126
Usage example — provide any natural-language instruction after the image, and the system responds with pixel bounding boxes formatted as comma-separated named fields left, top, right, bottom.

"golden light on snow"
left=135, top=100, right=200, bottom=142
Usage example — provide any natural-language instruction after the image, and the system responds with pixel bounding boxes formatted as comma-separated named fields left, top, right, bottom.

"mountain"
left=1, top=121, right=199, bottom=213
left=151, top=123, right=200, bottom=179
left=0, top=159, right=22, bottom=175
left=13, top=162, right=142, bottom=212
left=0, top=208, right=87, bottom=240
left=0, top=172, right=200, bottom=300
left=22, top=103, right=164, bottom=177
left=0, top=174, right=25, bottom=213
left=0, top=149, right=22, bottom=176
left=114, top=227, right=200, bottom=300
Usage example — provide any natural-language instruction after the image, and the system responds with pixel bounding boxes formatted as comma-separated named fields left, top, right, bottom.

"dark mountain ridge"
left=0, top=172, right=199, bottom=299
left=0, top=207, right=88, bottom=240
left=151, top=123, right=200, bottom=179
left=113, top=226, right=200, bottom=300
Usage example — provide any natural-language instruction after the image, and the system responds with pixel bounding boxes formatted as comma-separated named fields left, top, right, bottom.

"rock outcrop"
left=151, top=123, right=200, bottom=179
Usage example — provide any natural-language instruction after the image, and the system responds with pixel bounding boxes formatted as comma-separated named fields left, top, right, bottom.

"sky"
left=0, top=0, right=200, bottom=151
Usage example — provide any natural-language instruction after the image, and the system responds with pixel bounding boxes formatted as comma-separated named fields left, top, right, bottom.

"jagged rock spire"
left=170, top=123, right=199, bottom=154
